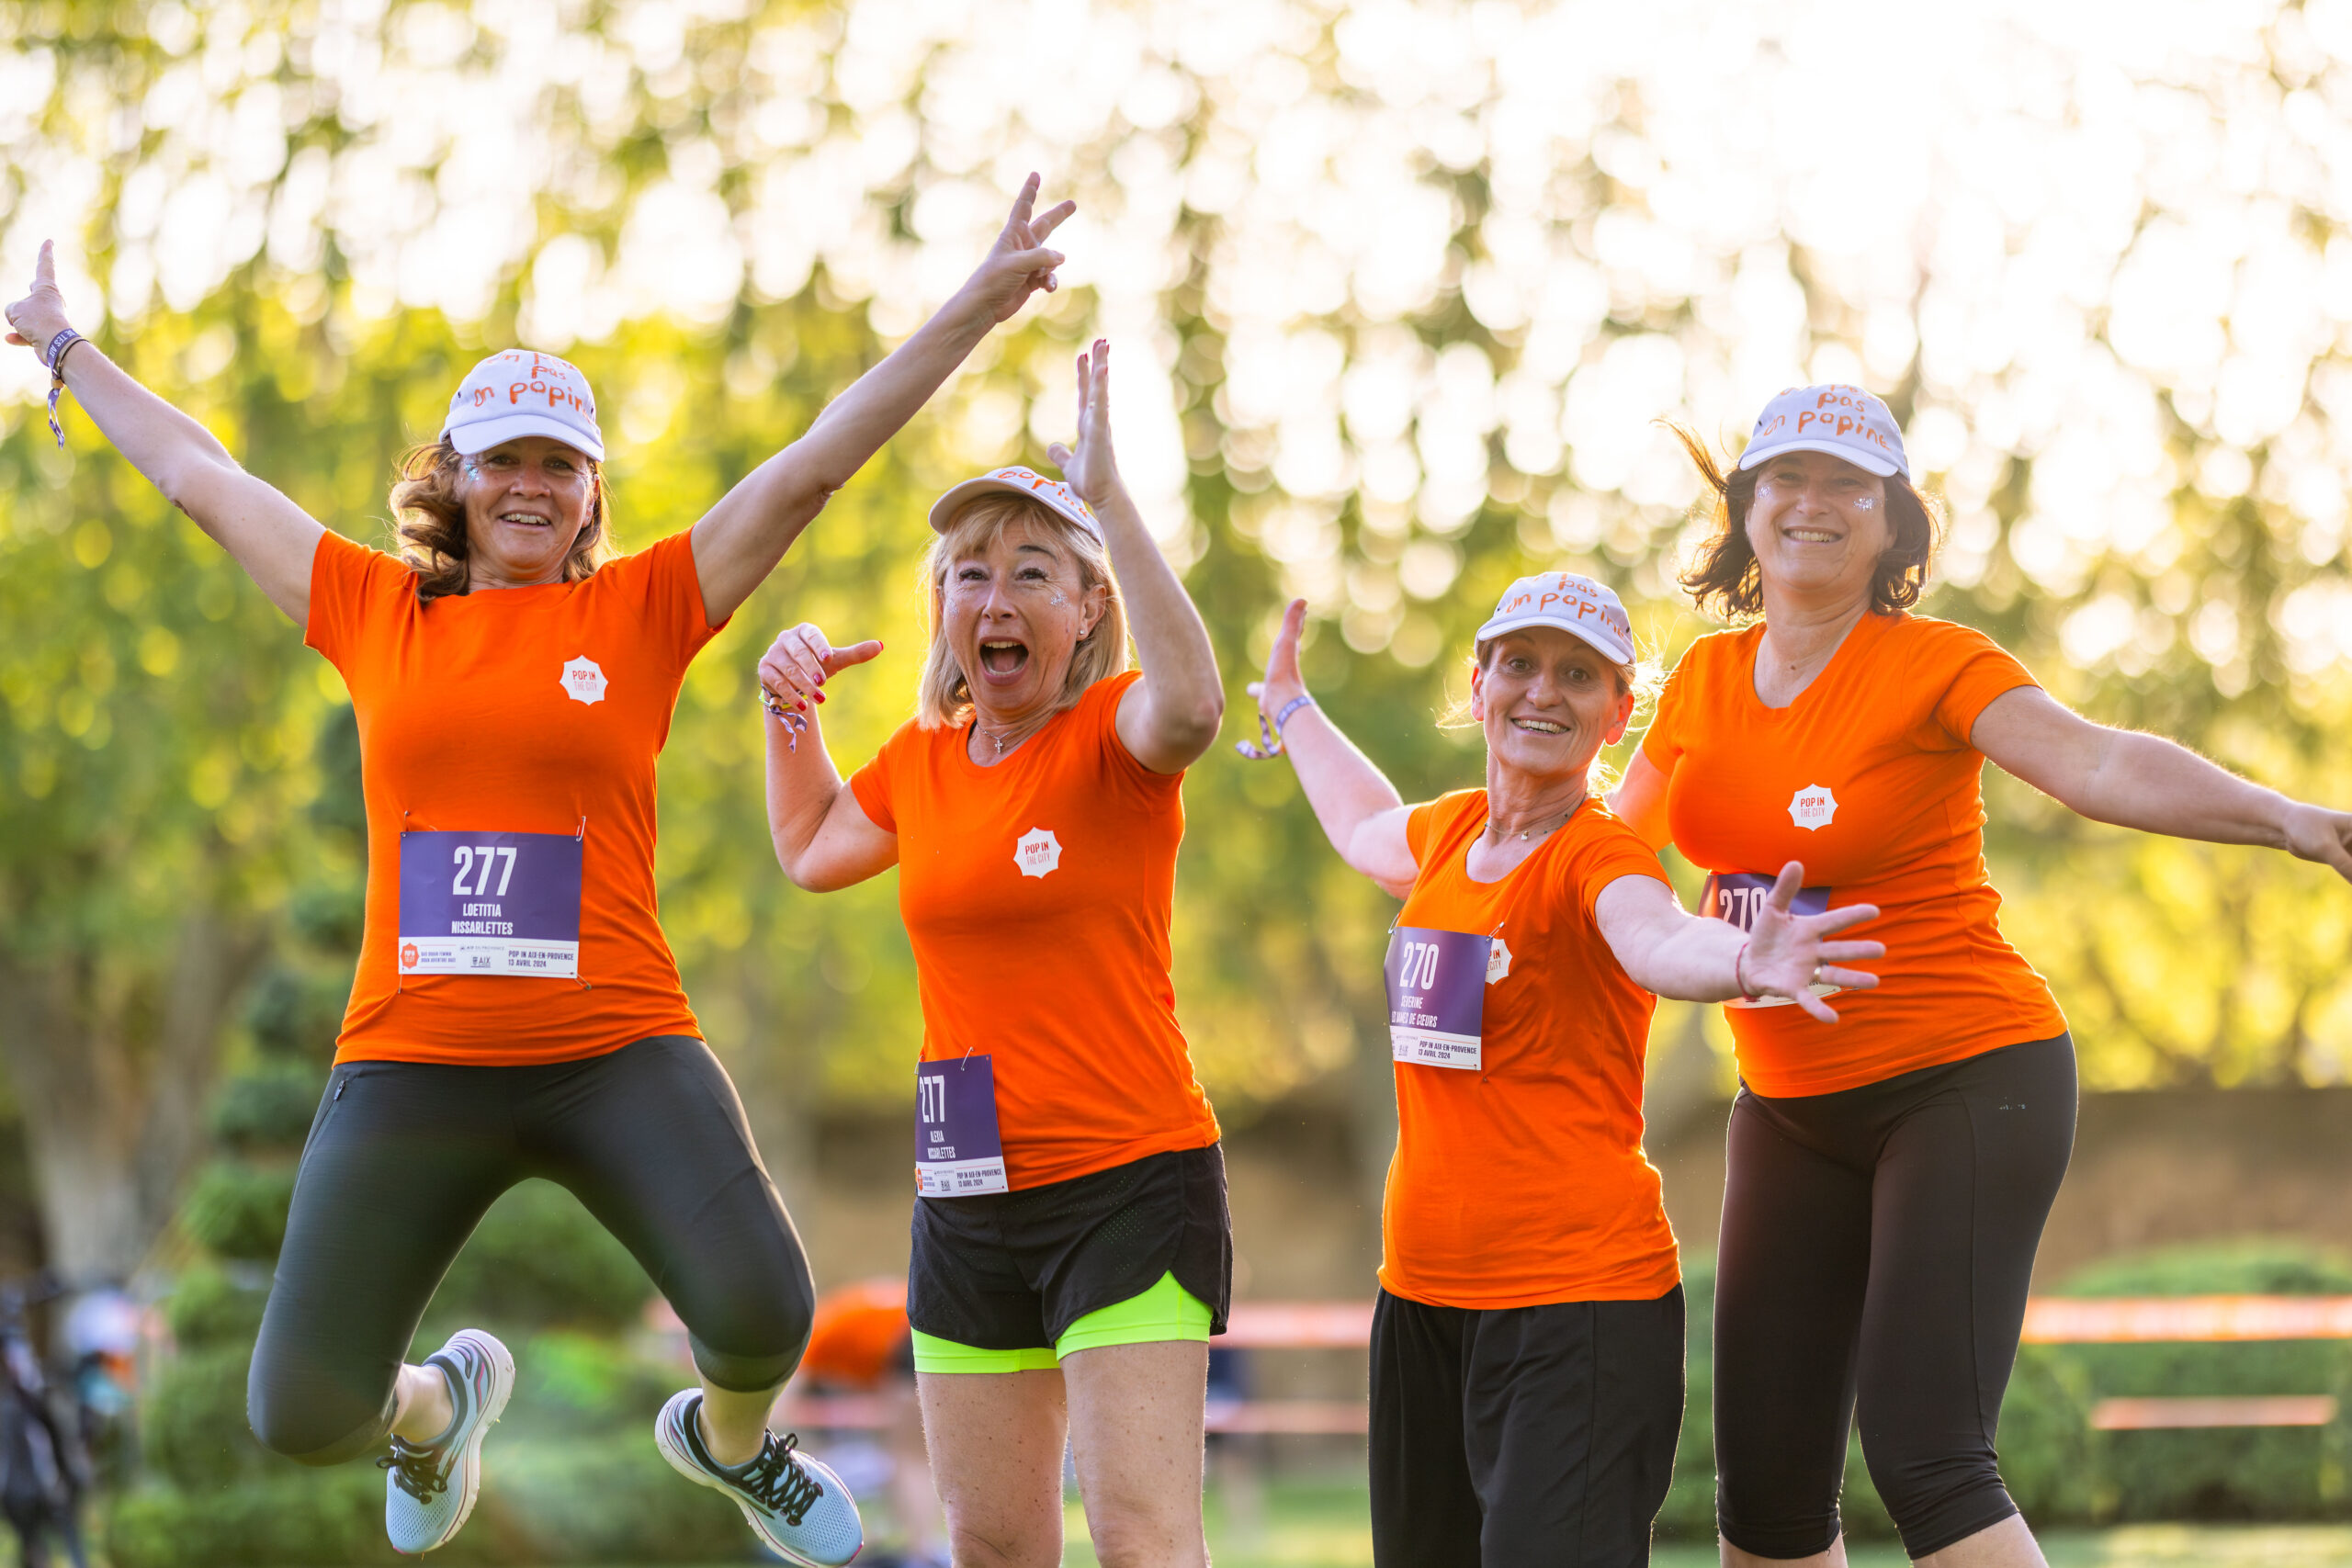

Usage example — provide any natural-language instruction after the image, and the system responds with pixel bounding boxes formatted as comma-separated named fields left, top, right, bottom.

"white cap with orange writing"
left=1739, top=383, right=1906, bottom=479
left=928, top=465, right=1103, bottom=540
left=440, top=349, right=605, bottom=462
left=1475, top=571, right=1635, bottom=666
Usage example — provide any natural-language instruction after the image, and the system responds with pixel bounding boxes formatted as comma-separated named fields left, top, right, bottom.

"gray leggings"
left=247, top=1035, right=813, bottom=1466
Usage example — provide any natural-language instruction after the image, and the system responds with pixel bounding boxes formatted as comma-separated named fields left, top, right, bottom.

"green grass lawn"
left=1043, top=1480, right=2352, bottom=1566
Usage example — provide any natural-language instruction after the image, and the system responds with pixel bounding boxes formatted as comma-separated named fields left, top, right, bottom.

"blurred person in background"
left=758, top=342, right=1230, bottom=1568
left=1615, top=386, right=2352, bottom=1568
left=791, top=1278, right=946, bottom=1568
left=1248, top=575, right=1881, bottom=1568
left=6, top=177, right=1072, bottom=1565
left=0, top=1285, right=89, bottom=1568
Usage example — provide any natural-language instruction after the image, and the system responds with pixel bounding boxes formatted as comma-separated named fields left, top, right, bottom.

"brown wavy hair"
left=390, top=439, right=615, bottom=601
left=1668, top=424, right=1939, bottom=620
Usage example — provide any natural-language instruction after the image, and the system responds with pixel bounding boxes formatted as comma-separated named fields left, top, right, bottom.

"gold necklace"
left=1487, top=800, right=1583, bottom=843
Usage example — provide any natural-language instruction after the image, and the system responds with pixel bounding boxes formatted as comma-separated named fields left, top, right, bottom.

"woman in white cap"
left=1614, top=385, right=2352, bottom=1568
left=4, top=179, right=1074, bottom=1564
left=757, top=342, right=1230, bottom=1568
left=1245, top=575, right=1883, bottom=1568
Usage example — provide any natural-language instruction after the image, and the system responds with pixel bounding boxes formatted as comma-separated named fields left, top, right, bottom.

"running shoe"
left=379, top=1328, right=514, bottom=1555
left=654, top=1388, right=864, bottom=1566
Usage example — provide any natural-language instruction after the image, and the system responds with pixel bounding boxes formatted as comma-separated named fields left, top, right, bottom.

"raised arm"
left=1970, top=685, right=2352, bottom=882
left=1044, top=341, right=1224, bottom=773
left=1246, top=599, right=1418, bottom=896
left=690, top=177, right=1074, bottom=625
left=6, top=242, right=322, bottom=624
left=1594, top=862, right=1884, bottom=1021
left=758, top=623, right=900, bottom=892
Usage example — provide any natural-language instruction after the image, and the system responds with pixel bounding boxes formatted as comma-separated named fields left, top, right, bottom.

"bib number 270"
left=1702, top=871, right=1841, bottom=1009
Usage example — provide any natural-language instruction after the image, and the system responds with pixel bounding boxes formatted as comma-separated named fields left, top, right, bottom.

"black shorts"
left=907, top=1143, right=1231, bottom=1352
left=1370, top=1286, right=1685, bottom=1568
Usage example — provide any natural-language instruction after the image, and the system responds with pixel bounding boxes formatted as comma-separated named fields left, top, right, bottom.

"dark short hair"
left=1668, top=425, right=1939, bottom=619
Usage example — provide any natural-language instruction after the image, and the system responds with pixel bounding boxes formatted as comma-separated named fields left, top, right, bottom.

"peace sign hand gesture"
left=958, top=174, right=1075, bottom=327
left=1738, top=863, right=1885, bottom=1023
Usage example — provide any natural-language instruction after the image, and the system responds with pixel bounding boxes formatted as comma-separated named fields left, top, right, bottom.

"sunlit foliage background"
left=6, top=0, right=2352, bottom=1261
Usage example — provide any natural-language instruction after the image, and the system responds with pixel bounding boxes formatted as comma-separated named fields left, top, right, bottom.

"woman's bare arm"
left=1045, top=342, right=1224, bottom=773
left=758, top=623, right=900, bottom=891
left=1973, top=686, right=2352, bottom=882
left=689, top=177, right=1073, bottom=626
left=1247, top=599, right=1418, bottom=896
left=7, top=242, right=322, bottom=623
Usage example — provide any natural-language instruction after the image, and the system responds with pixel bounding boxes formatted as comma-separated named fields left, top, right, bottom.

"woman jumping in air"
left=6, top=177, right=1072, bottom=1564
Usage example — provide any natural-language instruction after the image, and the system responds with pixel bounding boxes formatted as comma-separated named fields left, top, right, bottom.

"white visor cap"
left=1738, top=383, right=1906, bottom=479
left=441, top=350, right=605, bottom=462
left=928, top=466, right=1102, bottom=540
left=1475, top=572, right=1635, bottom=668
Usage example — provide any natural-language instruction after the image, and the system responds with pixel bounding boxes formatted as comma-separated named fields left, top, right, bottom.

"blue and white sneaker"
left=654, top=1388, right=864, bottom=1566
left=378, top=1328, right=514, bottom=1555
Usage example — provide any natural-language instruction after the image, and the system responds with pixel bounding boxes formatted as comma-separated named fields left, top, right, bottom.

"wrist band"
left=1733, top=939, right=1755, bottom=999
left=43, top=328, right=84, bottom=451
left=1237, top=693, right=1316, bottom=761
left=758, top=686, right=808, bottom=752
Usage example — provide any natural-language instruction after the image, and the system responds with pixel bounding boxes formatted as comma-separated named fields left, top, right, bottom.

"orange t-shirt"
left=1379, top=791, right=1681, bottom=1311
left=306, top=528, right=719, bottom=1066
left=800, top=1279, right=910, bottom=1389
left=1641, top=612, right=2066, bottom=1098
left=849, top=670, right=1220, bottom=1190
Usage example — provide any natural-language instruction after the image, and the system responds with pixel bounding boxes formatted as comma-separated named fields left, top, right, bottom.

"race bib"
left=1385, top=926, right=1491, bottom=1070
left=915, top=1055, right=1009, bottom=1197
left=398, top=830, right=583, bottom=978
left=1702, top=871, right=1840, bottom=1010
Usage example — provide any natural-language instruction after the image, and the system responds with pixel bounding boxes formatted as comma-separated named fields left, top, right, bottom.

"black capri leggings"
left=247, top=1035, right=814, bottom=1467
left=1713, top=1033, right=2075, bottom=1561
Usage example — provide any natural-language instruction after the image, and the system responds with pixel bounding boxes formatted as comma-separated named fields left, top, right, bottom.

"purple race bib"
left=398, top=830, right=584, bottom=978
left=915, top=1055, right=1009, bottom=1197
left=1385, top=926, right=1492, bottom=1070
left=1702, top=872, right=1841, bottom=1009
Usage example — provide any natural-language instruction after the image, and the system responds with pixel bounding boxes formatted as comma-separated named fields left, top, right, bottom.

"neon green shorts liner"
left=910, top=1270, right=1214, bottom=1374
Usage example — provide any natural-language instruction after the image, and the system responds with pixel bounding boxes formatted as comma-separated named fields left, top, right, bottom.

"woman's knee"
left=946, top=1518, right=1061, bottom=1568
left=1083, top=1503, right=1205, bottom=1568
left=245, top=1348, right=393, bottom=1466
left=1859, top=1436, right=2017, bottom=1559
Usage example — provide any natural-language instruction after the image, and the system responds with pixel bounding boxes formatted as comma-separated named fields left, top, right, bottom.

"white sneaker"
left=379, top=1328, right=514, bottom=1555
left=653, top=1388, right=864, bottom=1566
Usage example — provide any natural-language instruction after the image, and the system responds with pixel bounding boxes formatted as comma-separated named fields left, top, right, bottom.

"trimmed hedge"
left=1656, top=1238, right=2352, bottom=1540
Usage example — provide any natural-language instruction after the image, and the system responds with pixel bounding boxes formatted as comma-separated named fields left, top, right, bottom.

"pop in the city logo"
left=1788, top=784, right=1839, bottom=830
left=1014, top=827, right=1063, bottom=879
left=1486, top=937, right=1514, bottom=984
left=560, top=656, right=608, bottom=705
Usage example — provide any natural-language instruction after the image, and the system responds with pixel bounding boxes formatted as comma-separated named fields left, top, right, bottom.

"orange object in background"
left=799, top=1278, right=912, bottom=1391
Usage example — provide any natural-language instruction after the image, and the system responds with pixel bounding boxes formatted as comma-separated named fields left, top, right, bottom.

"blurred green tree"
left=4, top=0, right=2351, bottom=1301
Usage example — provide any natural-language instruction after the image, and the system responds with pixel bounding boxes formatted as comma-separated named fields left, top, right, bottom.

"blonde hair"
left=916, top=491, right=1129, bottom=729
left=389, top=438, right=616, bottom=602
left=1438, top=633, right=1658, bottom=792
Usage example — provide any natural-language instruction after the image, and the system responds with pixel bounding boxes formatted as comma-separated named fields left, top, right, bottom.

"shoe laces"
left=731, top=1431, right=824, bottom=1526
left=378, top=1436, right=450, bottom=1503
